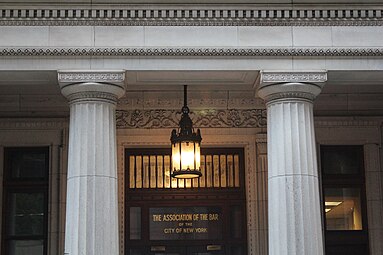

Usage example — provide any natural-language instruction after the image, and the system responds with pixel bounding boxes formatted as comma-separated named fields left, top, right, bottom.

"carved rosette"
left=116, top=109, right=267, bottom=129
left=257, top=70, right=327, bottom=104
left=58, top=70, right=126, bottom=104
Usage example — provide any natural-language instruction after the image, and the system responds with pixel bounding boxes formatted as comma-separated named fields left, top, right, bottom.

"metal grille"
left=127, top=149, right=241, bottom=189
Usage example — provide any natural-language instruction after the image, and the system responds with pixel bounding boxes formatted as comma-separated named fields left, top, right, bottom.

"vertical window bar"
left=200, top=155, right=206, bottom=188
left=211, top=155, right=214, bottom=187
left=150, top=155, right=156, bottom=188
left=226, top=154, right=229, bottom=188
left=148, top=155, right=151, bottom=188
left=220, top=154, right=227, bottom=188
left=218, top=154, right=222, bottom=187
left=162, top=155, right=165, bottom=188
left=155, top=155, right=158, bottom=188
left=135, top=156, right=140, bottom=188
left=234, top=155, right=240, bottom=187
left=129, top=156, right=135, bottom=189
left=141, top=155, right=144, bottom=188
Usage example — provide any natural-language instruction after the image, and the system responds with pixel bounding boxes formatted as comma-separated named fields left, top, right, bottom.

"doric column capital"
left=58, top=70, right=126, bottom=104
left=257, top=70, right=327, bottom=103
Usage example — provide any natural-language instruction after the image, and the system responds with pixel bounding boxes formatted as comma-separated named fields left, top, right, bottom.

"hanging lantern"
left=171, top=85, right=202, bottom=179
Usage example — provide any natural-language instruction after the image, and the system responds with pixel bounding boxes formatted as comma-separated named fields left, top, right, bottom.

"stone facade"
left=0, top=1, right=383, bottom=255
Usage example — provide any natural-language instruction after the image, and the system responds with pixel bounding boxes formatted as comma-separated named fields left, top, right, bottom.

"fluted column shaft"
left=258, top=71, right=327, bottom=255
left=58, top=71, right=125, bottom=255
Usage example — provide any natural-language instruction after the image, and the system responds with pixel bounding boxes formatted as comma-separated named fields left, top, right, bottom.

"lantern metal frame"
left=170, top=85, right=202, bottom=179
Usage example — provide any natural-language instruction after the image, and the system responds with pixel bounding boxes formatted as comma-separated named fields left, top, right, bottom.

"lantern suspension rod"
left=184, top=85, right=188, bottom=108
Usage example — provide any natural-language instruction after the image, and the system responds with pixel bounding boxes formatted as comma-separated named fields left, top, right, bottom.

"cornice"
left=0, top=7, right=382, bottom=26
left=2, top=47, right=383, bottom=57
left=116, top=109, right=267, bottom=129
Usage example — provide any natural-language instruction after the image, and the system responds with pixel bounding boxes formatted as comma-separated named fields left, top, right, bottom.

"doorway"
left=125, top=148, right=247, bottom=255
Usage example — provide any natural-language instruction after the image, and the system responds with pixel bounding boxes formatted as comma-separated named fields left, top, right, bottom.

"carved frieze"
left=116, top=109, right=267, bottom=129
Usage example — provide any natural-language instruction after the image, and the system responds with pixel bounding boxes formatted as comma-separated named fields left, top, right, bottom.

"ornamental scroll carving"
left=116, top=109, right=267, bottom=129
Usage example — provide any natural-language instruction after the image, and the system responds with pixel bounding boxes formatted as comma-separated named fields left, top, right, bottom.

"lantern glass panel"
left=172, top=143, right=181, bottom=171
left=195, top=142, right=201, bottom=170
left=180, top=141, right=195, bottom=170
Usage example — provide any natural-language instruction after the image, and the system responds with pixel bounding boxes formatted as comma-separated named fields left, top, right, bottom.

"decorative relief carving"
left=2, top=47, right=383, bottom=57
left=0, top=7, right=381, bottom=26
left=261, top=71, right=328, bottom=84
left=116, top=109, right=267, bottom=129
left=58, top=71, right=125, bottom=84
left=117, top=97, right=265, bottom=110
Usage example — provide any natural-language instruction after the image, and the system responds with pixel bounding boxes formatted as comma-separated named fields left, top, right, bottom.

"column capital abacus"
left=257, top=70, right=327, bottom=103
left=58, top=70, right=126, bottom=104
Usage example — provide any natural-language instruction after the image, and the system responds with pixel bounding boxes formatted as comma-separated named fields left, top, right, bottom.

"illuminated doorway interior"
left=125, top=148, right=247, bottom=255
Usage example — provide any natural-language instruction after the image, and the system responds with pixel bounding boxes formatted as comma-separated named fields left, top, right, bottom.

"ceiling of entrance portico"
left=1, top=70, right=383, bottom=94
left=1, top=70, right=383, bottom=116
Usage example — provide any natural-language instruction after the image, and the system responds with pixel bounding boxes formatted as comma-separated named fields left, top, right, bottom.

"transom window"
left=127, top=149, right=241, bottom=189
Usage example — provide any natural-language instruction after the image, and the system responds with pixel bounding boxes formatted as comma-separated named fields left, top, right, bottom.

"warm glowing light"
left=181, top=142, right=195, bottom=170
left=325, top=201, right=343, bottom=207
left=325, top=208, right=332, bottom=213
left=170, top=85, right=202, bottom=179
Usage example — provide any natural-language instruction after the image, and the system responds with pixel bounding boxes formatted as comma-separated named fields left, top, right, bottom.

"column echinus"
left=58, top=70, right=126, bottom=255
left=257, top=71, right=327, bottom=255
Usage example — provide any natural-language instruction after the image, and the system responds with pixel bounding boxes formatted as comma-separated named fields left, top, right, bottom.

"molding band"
left=116, top=109, right=267, bottom=129
left=0, top=7, right=382, bottom=26
left=263, top=92, right=317, bottom=103
left=67, top=92, right=119, bottom=104
left=260, top=71, right=328, bottom=84
left=58, top=71, right=125, bottom=84
left=2, top=47, right=383, bottom=57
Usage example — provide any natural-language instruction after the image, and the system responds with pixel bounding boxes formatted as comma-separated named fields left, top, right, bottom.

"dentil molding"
left=116, top=109, right=267, bottom=129
left=0, top=7, right=382, bottom=26
left=2, top=47, right=383, bottom=57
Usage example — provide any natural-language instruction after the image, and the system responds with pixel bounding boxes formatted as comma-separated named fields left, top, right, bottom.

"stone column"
left=257, top=71, right=327, bottom=255
left=58, top=71, right=126, bottom=255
